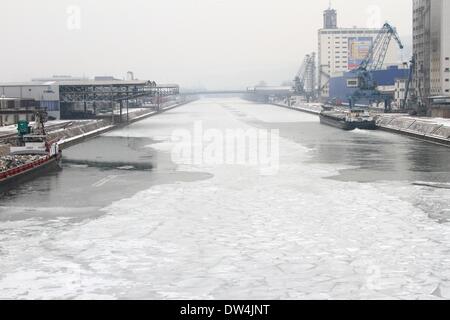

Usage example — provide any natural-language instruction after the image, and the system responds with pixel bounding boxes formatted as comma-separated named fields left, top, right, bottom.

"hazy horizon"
left=1, top=0, right=412, bottom=90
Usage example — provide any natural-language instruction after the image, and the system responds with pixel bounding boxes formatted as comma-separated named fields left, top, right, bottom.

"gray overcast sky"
left=0, top=0, right=412, bottom=90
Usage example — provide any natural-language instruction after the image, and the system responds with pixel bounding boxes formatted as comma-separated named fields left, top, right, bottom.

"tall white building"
left=413, top=0, right=450, bottom=117
left=318, top=7, right=400, bottom=98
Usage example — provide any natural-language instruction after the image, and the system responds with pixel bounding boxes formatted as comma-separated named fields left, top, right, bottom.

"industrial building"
left=393, top=78, right=408, bottom=108
left=328, top=66, right=409, bottom=106
left=0, top=82, right=60, bottom=121
left=0, top=97, right=38, bottom=126
left=413, top=0, right=450, bottom=117
left=0, top=76, right=179, bottom=124
left=318, top=6, right=401, bottom=98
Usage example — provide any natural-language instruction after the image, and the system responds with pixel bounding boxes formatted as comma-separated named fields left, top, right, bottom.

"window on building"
left=347, top=79, right=359, bottom=88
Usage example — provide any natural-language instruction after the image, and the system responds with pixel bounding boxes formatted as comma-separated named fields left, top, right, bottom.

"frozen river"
left=1, top=98, right=450, bottom=299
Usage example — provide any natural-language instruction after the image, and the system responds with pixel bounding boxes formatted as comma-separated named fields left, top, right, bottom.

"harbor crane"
left=349, top=22, right=404, bottom=111
left=293, top=53, right=316, bottom=102
left=402, top=55, right=415, bottom=110
left=402, top=54, right=426, bottom=115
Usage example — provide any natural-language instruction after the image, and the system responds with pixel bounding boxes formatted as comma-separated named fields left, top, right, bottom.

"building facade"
left=0, top=97, right=38, bottom=126
left=328, top=66, right=409, bottom=106
left=0, top=79, right=179, bottom=123
left=394, top=78, right=408, bottom=108
left=318, top=7, right=401, bottom=99
left=413, top=0, right=450, bottom=117
left=0, top=84, right=60, bottom=122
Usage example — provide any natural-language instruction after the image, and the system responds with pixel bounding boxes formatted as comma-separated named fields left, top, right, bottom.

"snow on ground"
left=112, top=107, right=151, bottom=115
left=0, top=124, right=19, bottom=133
left=384, top=115, right=450, bottom=126
left=1, top=98, right=450, bottom=299
left=0, top=120, right=86, bottom=136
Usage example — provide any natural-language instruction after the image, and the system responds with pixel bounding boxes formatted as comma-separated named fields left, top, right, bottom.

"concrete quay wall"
left=375, top=115, right=450, bottom=147
left=271, top=103, right=321, bottom=115
left=58, top=99, right=195, bottom=149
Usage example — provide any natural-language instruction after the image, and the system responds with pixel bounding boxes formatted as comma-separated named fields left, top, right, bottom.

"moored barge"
left=319, top=108, right=377, bottom=131
left=0, top=111, right=61, bottom=192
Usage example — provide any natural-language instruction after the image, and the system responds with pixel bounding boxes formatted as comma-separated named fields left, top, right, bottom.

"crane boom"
left=358, top=22, right=404, bottom=73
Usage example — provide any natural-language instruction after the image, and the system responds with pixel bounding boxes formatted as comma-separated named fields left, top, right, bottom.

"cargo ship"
left=319, top=108, right=377, bottom=131
left=0, top=111, right=62, bottom=192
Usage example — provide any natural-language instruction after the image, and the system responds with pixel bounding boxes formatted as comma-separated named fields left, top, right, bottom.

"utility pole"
left=157, top=89, right=161, bottom=112
left=110, top=85, right=114, bottom=125
left=119, top=100, right=123, bottom=123
left=126, top=96, right=129, bottom=123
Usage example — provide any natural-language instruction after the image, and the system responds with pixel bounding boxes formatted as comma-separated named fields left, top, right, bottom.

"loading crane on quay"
left=293, top=53, right=316, bottom=102
left=402, top=55, right=416, bottom=111
left=348, top=22, right=404, bottom=111
left=402, top=54, right=427, bottom=115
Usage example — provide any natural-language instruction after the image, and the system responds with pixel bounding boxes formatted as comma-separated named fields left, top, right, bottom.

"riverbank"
left=0, top=99, right=195, bottom=156
left=57, top=101, right=193, bottom=149
left=269, top=101, right=450, bottom=147
left=375, top=114, right=450, bottom=147
left=270, top=102, right=321, bottom=115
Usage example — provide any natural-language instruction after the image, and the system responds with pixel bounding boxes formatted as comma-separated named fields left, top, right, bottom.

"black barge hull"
left=319, top=114, right=356, bottom=131
left=319, top=115, right=377, bottom=131
left=355, top=121, right=377, bottom=130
